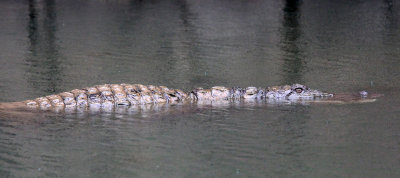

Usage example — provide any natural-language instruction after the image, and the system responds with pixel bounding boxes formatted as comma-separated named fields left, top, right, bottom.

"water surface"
left=1, top=0, right=400, bottom=177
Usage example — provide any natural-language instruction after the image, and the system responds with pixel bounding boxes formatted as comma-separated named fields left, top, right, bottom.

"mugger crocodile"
left=0, top=83, right=379, bottom=113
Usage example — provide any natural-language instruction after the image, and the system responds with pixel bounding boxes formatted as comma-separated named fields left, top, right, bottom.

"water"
left=1, top=0, right=400, bottom=177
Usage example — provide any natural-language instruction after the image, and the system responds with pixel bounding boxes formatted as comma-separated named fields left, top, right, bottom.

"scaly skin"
left=0, top=83, right=378, bottom=112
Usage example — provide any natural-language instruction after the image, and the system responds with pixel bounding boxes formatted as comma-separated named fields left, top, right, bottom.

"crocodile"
left=0, top=83, right=379, bottom=113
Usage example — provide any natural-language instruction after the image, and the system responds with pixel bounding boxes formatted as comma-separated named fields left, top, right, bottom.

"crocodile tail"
left=0, top=102, right=27, bottom=111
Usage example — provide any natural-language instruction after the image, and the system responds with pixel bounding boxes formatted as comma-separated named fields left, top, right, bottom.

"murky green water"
left=1, top=0, right=400, bottom=177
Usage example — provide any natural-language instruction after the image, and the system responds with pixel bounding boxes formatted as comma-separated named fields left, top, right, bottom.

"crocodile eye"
left=295, top=88, right=303, bottom=93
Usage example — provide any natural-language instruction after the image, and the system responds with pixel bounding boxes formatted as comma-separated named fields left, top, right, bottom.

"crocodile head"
left=264, top=84, right=332, bottom=100
left=190, top=84, right=333, bottom=100
left=286, top=84, right=333, bottom=99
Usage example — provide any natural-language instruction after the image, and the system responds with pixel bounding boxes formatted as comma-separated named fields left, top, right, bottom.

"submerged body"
left=0, top=83, right=378, bottom=113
